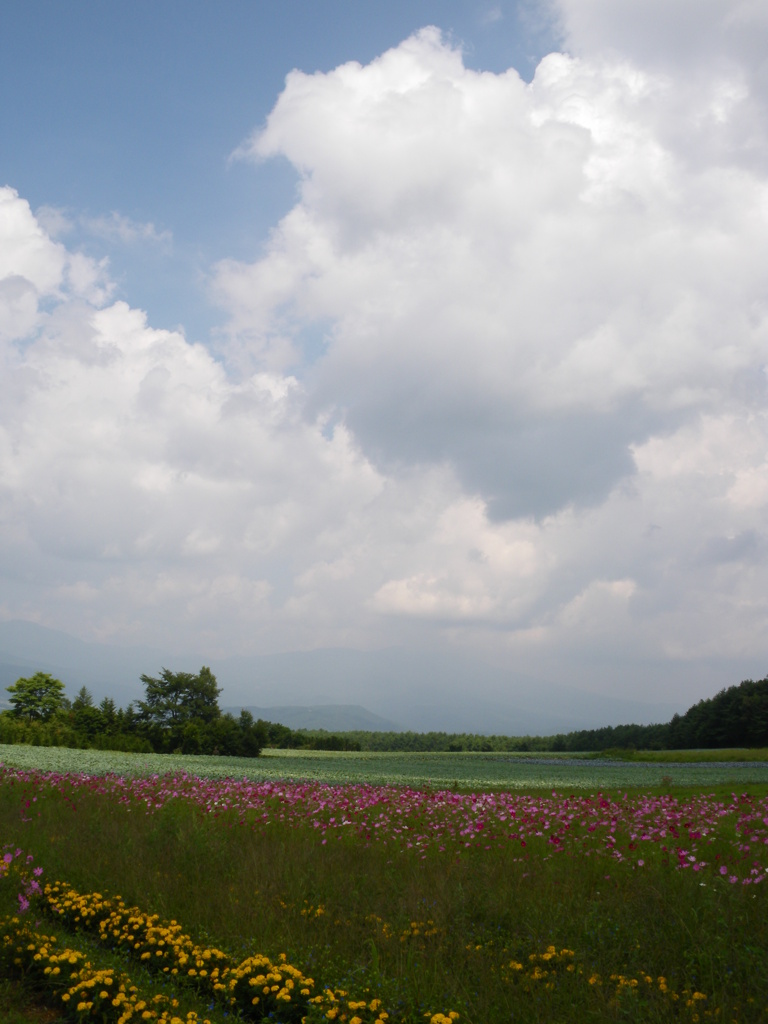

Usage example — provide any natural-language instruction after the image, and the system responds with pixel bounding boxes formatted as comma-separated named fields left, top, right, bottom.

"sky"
left=1, top=0, right=768, bottom=719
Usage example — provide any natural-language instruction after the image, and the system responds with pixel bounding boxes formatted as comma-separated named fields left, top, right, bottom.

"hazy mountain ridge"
left=0, top=619, right=686, bottom=735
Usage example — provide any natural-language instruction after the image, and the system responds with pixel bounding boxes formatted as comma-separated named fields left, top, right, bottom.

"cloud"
left=0, top=186, right=390, bottom=652
left=33, top=205, right=74, bottom=240
left=215, top=24, right=768, bottom=524
left=554, top=0, right=768, bottom=78
left=0, top=188, right=66, bottom=296
left=0, top=188, right=112, bottom=341
left=2, top=3, right=768, bottom=708
left=552, top=0, right=768, bottom=173
left=209, top=11, right=768, bottom=690
left=83, top=212, right=172, bottom=248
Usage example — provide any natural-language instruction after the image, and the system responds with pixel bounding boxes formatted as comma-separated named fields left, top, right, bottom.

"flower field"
left=3, top=742, right=768, bottom=790
left=2, top=762, right=768, bottom=877
left=1, top=747, right=768, bottom=1021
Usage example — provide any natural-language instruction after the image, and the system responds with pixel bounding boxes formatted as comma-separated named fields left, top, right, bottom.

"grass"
left=2, top=751, right=768, bottom=1021
left=3, top=742, right=768, bottom=790
left=0, top=977, right=66, bottom=1024
left=599, top=748, right=768, bottom=763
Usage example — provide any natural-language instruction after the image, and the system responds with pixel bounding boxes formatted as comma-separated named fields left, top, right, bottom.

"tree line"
left=2, top=669, right=766, bottom=756
left=0, top=667, right=360, bottom=756
left=300, top=675, right=768, bottom=753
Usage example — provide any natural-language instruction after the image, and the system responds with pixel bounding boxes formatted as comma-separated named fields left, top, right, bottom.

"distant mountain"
left=224, top=704, right=402, bottom=732
left=214, top=646, right=684, bottom=735
left=0, top=618, right=694, bottom=735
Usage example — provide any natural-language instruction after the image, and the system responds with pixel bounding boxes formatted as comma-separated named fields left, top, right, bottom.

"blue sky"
left=2, top=0, right=768, bottom=725
left=2, top=1, right=556, bottom=343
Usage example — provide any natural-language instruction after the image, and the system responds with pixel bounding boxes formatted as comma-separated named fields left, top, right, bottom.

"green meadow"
left=3, top=743, right=768, bottom=790
left=2, top=745, right=768, bottom=1023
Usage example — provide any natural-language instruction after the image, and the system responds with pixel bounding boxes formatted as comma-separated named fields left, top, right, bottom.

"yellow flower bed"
left=39, top=881, right=460, bottom=1024
left=0, top=916, right=210, bottom=1024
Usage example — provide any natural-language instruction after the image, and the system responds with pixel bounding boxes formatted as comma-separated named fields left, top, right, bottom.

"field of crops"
left=3, top=743, right=768, bottom=790
left=2, top=744, right=768, bottom=1023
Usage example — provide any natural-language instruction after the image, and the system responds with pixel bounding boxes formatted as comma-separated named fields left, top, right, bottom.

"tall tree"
left=6, top=672, right=66, bottom=722
left=71, top=686, right=103, bottom=739
left=72, top=686, right=94, bottom=708
left=136, top=666, right=222, bottom=729
left=99, top=696, right=118, bottom=733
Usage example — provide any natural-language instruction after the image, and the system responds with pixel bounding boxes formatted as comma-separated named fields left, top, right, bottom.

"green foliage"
left=129, top=666, right=266, bottom=756
left=666, top=676, right=768, bottom=749
left=263, top=723, right=361, bottom=751
left=70, top=686, right=103, bottom=739
left=0, top=666, right=268, bottom=758
left=136, top=666, right=222, bottom=729
left=324, top=729, right=553, bottom=752
left=5, top=672, right=66, bottom=723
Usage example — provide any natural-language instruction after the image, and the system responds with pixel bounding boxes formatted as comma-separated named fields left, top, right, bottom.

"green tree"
left=237, top=710, right=267, bottom=757
left=99, top=696, right=118, bottom=733
left=71, top=686, right=103, bottom=740
left=6, top=672, right=66, bottom=722
left=72, top=685, right=93, bottom=708
left=136, top=666, right=222, bottom=729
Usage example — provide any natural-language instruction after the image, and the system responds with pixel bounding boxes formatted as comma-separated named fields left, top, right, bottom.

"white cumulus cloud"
left=216, top=23, right=768, bottom=523
left=2, top=0, right=768, bottom=708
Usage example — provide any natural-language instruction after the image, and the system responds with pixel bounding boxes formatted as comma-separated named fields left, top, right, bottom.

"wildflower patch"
left=37, top=880, right=457, bottom=1024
